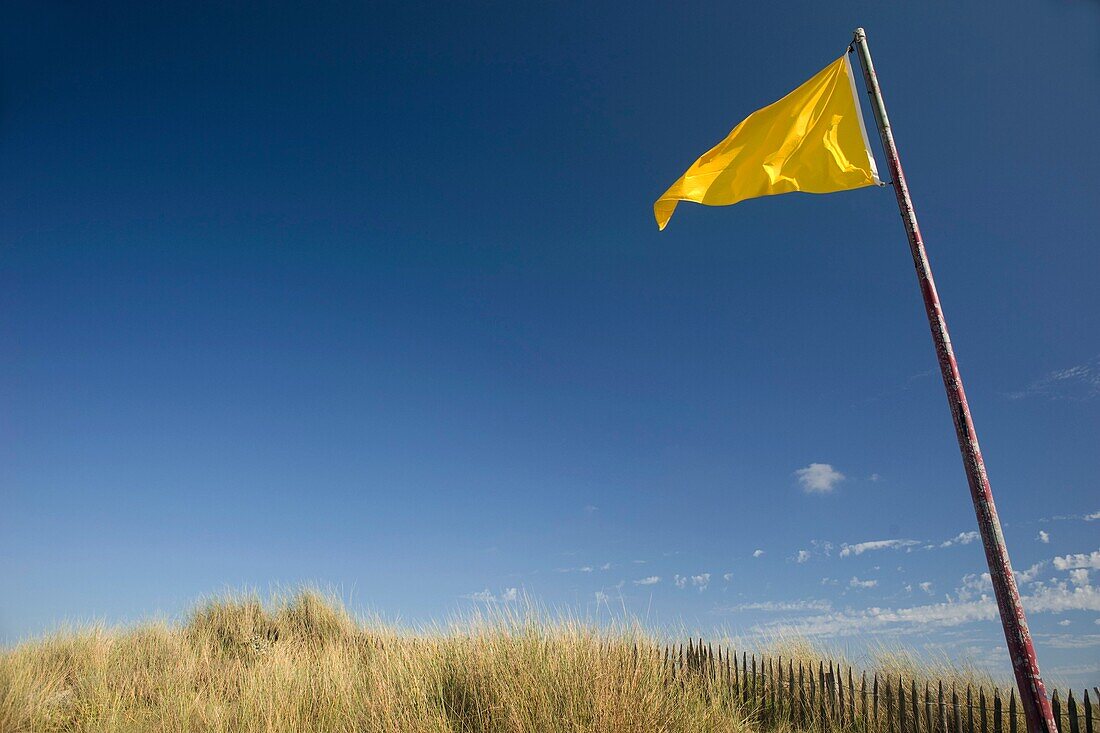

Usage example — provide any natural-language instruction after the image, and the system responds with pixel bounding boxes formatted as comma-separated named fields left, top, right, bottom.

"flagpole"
left=849, top=28, right=1056, bottom=733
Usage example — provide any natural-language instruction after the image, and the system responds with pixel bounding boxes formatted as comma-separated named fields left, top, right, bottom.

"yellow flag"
left=654, top=54, right=879, bottom=230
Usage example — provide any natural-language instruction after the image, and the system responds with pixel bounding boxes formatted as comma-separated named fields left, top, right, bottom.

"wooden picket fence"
left=658, top=640, right=1098, bottom=733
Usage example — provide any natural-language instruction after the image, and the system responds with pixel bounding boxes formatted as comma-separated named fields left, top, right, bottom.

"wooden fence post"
left=928, top=682, right=935, bottom=733
left=753, top=655, right=759, bottom=714
left=736, top=650, right=742, bottom=704
left=939, top=681, right=947, bottom=733
left=769, top=658, right=776, bottom=722
left=838, top=664, right=847, bottom=727
left=875, top=674, right=881, bottom=733
left=980, top=688, right=987, bottom=733
left=967, top=685, right=975, bottom=733
left=800, top=663, right=807, bottom=728
left=1053, top=690, right=1062, bottom=733
left=1083, top=690, right=1093, bottom=733
left=810, top=662, right=819, bottom=728
left=1069, top=690, right=1080, bottom=733
left=858, top=669, right=866, bottom=730
left=852, top=667, right=858, bottom=727
left=743, top=652, right=749, bottom=706
left=899, top=676, right=907, bottom=733
left=1009, top=690, right=1017, bottom=733
left=886, top=676, right=895, bottom=733
left=786, top=657, right=794, bottom=723
left=998, top=686, right=1007, bottom=733
left=953, top=685, right=962, bottom=733
left=913, top=679, right=920, bottom=733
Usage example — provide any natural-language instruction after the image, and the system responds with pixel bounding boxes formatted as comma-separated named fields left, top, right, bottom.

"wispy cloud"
left=1086, top=512, right=1100, bottom=522
left=1007, top=357, right=1100, bottom=401
left=464, top=588, right=518, bottom=603
left=795, top=463, right=845, bottom=494
left=919, top=582, right=934, bottom=595
left=760, top=556, right=1100, bottom=639
left=717, top=599, right=833, bottom=613
left=1037, top=531, right=1050, bottom=544
left=1034, top=632, right=1100, bottom=649
left=754, top=580, right=1100, bottom=638
left=633, top=576, right=660, bottom=586
left=753, top=549, right=765, bottom=558
left=850, top=577, right=878, bottom=589
left=840, top=539, right=920, bottom=557
left=940, top=531, right=979, bottom=548
left=795, top=550, right=811, bottom=564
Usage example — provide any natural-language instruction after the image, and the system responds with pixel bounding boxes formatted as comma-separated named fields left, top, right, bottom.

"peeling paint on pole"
left=849, top=27, right=1057, bottom=733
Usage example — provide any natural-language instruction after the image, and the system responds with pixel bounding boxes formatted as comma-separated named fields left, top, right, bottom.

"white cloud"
left=850, top=577, right=878, bottom=589
left=754, top=580, right=1100, bottom=638
left=674, top=575, right=687, bottom=589
left=600, top=563, right=612, bottom=570
left=957, top=563, right=1045, bottom=602
left=840, top=539, right=920, bottom=557
left=556, top=565, right=596, bottom=574
left=1037, top=531, right=1050, bottom=544
left=1070, top=569, right=1090, bottom=587
left=753, top=549, right=765, bottom=558
left=1058, top=619, right=1071, bottom=627
left=1086, top=511, right=1100, bottom=522
left=690, top=573, right=711, bottom=591
left=718, top=599, right=832, bottom=613
left=795, top=550, right=811, bottom=564
left=919, top=582, right=934, bottom=595
left=633, top=576, right=660, bottom=586
left=795, top=463, right=845, bottom=494
left=1053, top=551, right=1100, bottom=571
left=1017, top=562, right=1046, bottom=583
left=940, top=531, right=980, bottom=548
left=723, top=573, right=733, bottom=582
left=466, top=588, right=518, bottom=603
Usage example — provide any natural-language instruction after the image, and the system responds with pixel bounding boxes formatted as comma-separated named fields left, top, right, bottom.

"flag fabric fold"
left=654, top=53, right=879, bottom=230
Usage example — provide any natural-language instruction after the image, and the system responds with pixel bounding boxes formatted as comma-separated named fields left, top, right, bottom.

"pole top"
left=853, top=27, right=866, bottom=42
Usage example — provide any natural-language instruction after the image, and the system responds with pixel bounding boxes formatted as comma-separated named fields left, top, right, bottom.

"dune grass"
left=0, top=589, right=1001, bottom=733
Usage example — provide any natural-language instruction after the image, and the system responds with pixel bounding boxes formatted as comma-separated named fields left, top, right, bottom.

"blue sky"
left=2, top=1, right=1098, bottom=686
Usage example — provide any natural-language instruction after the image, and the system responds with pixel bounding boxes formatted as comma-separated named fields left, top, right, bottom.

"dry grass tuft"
left=0, top=590, right=1005, bottom=733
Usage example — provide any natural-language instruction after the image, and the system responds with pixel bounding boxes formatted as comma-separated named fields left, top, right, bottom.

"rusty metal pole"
left=849, top=27, right=1056, bottom=733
